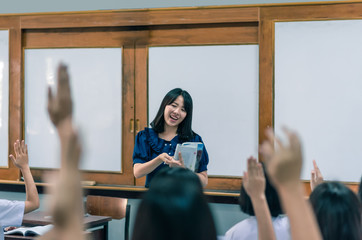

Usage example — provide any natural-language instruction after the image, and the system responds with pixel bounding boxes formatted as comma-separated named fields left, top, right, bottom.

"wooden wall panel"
left=0, top=17, right=21, bottom=180
left=23, top=29, right=149, bottom=48
left=148, top=24, right=258, bottom=46
left=20, top=8, right=259, bottom=29
left=262, top=3, right=362, bottom=21
left=258, top=13, right=273, bottom=146
left=208, top=177, right=242, bottom=191
left=134, top=45, right=148, bottom=187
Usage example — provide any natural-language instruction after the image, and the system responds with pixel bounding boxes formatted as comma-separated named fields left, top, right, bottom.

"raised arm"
left=260, top=127, right=322, bottom=240
left=40, top=63, right=84, bottom=240
left=9, top=140, right=39, bottom=214
left=310, top=160, right=324, bottom=191
left=243, top=156, right=275, bottom=240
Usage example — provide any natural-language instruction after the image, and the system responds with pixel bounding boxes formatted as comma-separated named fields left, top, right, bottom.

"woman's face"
left=164, top=95, right=187, bottom=128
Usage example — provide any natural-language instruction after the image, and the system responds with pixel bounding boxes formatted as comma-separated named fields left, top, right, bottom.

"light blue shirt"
left=0, top=199, right=25, bottom=240
left=224, top=215, right=291, bottom=240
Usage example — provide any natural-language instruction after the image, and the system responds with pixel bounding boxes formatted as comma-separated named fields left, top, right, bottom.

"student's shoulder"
left=225, top=217, right=257, bottom=240
left=0, top=199, right=24, bottom=206
left=0, top=199, right=25, bottom=211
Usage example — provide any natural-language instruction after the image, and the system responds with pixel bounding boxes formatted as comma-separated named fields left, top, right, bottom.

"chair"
left=86, top=195, right=131, bottom=240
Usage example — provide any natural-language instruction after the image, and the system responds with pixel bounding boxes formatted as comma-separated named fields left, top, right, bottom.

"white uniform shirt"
left=0, top=200, right=25, bottom=240
left=224, top=215, right=291, bottom=240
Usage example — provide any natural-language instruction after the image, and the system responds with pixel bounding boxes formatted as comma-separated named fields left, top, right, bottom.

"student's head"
left=150, top=88, right=193, bottom=140
left=132, top=168, right=217, bottom=240
left=309, top=182, right=362, bottom=240
left=239, top=164, right=283, bottom=217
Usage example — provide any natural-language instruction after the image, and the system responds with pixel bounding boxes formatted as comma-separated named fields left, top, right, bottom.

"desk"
left=18, top=211, right=111, bottom=240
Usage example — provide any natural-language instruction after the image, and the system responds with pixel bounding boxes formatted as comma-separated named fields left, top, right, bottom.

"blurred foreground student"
left=0, top=140, right=40, bottom=240
left=310, top=181, right=362, bottom=240
left=39, top=64, right=84, bottom=240
left=309, top=161, right=361, bottom=240
left=224, top=157, right=290, bottom=240
left=260, top=127, right=322, bottom=240
left=132, top=167, right=217, bottom=240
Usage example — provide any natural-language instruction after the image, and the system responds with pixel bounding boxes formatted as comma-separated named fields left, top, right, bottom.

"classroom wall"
left=0, top=0, right=334, bottom=14
left=0, top=0, right=328, bottom=239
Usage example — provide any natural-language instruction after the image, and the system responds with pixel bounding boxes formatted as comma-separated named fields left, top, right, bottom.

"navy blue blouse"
left=133, top=127, right=209, bottom=187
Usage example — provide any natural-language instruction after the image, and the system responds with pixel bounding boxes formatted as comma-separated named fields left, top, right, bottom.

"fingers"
left=47, top=87, right=53, bottom=104
left=243, top=171, right=249, bottom=186
left=256, top=162, right=263, bottom=177
left=247, top=156, right=257, bottom=176
left=247, top=156, right=263, bottom=178
left=57, top=63, right=71, bottom=99
left=9, top=154, right=15, bottom=164
left=178, top=152, right=185, bottom=167
left=311, top=170, right=316, bottom=180
left=20, top=140, right=27, bottom=155
left=265, top=128, right=282, bottom=149
left=14, top=140, right=21, bottom=156
left=259, top=141, right=274, bottom=162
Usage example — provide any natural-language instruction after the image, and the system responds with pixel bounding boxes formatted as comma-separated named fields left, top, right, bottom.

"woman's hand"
left=158, top=153, right=182, bottom=168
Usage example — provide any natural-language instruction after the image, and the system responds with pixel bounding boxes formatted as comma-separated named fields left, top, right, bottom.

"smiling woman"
left=132, top=88, right=209, bottom=187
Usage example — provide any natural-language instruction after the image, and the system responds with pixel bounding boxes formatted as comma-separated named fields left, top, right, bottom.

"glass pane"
left=149, top=45, right=259, bottom=176
left=275, top=20, right=362, bottom=181
left=25, top=48, right=122, bottom=171
left=0, top=30, right=9, bottom=168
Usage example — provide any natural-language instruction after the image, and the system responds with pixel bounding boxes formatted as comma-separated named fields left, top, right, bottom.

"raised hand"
left=9, top=140, right=29, bottom=170
left=310, top=160, right=324, bottom=191
left=47, top=63, right=73, bottom=126
left=243, top=156, right=276, bottom=240
left=243, top=156, right=265, bottom=200
left=260, top=127, right=322, bottom=240
left=259, top=127, right=303, bottom=189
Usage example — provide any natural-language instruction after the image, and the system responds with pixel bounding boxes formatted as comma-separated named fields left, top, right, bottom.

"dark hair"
left=239, top=164, right=283, bottom=217
left=132, top=168, right=217, bottom=240
left=309, top=182, right=362, bottom=240
left=150, top=88, right=194, bottom=141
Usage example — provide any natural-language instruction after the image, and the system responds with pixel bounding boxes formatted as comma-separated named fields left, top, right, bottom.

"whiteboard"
left=24, top=48, right=122, bottom=171
left=0, top=30, right=9, bottom=168
left=149, top=45, right=259, bottom=176
left=275, top=20, right=362, bottom=182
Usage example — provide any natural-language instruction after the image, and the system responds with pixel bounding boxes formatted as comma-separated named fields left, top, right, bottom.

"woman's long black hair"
left=150, top=88, right=194, bottom=141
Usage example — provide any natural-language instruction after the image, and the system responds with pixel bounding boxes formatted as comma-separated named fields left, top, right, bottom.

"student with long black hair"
left=309, top=181, right=362, bottom=240
left=133, top=88, right=209, bottom=187
left=132, top=167, right=217, bottom=240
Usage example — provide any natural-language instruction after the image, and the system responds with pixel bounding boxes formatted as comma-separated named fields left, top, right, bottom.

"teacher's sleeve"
left=133, top=131, right=149, bottom=165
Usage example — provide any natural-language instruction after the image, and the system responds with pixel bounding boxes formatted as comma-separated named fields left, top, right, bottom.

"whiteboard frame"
left=24, top=47, right=123, bottom=172
left=0, top=29, right=9, bottom=168
left=274, top=20, right=362, bottom=182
